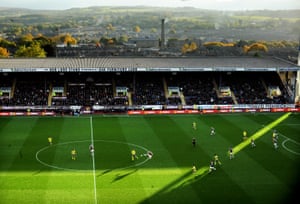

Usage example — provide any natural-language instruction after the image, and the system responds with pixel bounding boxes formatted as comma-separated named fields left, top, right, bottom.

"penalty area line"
left=90, top=116, right=98, bottom=204
left=279, top=133, right=300, bottom=156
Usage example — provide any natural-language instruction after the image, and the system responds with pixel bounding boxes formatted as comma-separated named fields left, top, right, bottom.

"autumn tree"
left=63, top=33, right=77, bottom=46
left=0, top=47, right=10, bottom=58
left=51, top=33, right=77, bottom=46
left=34, top=34, right=55, bottom=57
left=134, top=25, right=141, bottom=33
left=108, top=38, right=114, bottom=45
left=19, top=33, right=34, bottom=46
left=15, top=42, right=46, bottom=57
left=243, top=43, right=268, bottom=54
left=182, top=42, right=198, bottom=54
left=34, top=34, right=51, bottom=46
left=100, top=37, right=117, bottom=46
left=100, top=37, right=109, bottom=46
left=203, top=42, right=235, bottom=47
left=0, top=38, right=16, bottom=49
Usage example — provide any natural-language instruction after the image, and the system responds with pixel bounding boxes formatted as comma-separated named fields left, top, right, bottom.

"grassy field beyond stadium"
left=0, top=113, right=300, bottom=204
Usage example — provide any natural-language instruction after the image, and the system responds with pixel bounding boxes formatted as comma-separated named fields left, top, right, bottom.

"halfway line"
left=90, top=116, right=98, bottom=204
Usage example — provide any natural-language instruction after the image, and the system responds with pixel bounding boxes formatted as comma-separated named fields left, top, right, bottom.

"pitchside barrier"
left=0, top=107, right=300, bottom=116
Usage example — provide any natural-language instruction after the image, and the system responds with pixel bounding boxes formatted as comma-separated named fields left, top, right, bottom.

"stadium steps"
left=162, top=77, right=169, bottom=98
left=10, top=78, right=16, bottom=98
left=212, top=79, right=220, bottom=97
left=261, top=78, right=269, bottom=96
left=296, top=74, right=300, bottom=103
left=212, top=79, right=237, bottom=104
left=48, top=84, right=53, bottom=106
left=112, top=79, right=116, bottom=97
left=231, top=92, right=238, bottom=104
left=127, top=92, right=133, bottom=106
left=179, top=92, right=186, bottom=105
left=278, top=72, right=294, bottom=100
left=64, top=80, right=67, bottom=96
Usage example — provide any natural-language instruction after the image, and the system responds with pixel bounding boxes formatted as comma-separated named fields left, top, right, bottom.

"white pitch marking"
left=35, top=139, right=151, bottom=171
left=90, top=116, right=98, bottom=204
left=278, top=133, right=300, bottom=156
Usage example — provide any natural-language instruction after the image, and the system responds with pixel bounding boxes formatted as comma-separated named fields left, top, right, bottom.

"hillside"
left=0, top=7, right=299, bottom=41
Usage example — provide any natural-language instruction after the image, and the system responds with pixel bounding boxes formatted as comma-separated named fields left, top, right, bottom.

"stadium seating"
left=0, top=72, right=290, bottom=109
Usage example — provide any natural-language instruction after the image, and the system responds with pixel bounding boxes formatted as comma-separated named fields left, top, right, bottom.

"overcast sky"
left=0, top=0, right=300, bottom=10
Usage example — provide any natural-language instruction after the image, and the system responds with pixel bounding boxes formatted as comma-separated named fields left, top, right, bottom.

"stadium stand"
left=0, top=71, right=292, bottom=107
left=0, top=57, right=299, bottom=114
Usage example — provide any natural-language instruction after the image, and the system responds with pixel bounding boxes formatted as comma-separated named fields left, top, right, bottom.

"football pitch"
left=0, top=112, right=300, bottom=204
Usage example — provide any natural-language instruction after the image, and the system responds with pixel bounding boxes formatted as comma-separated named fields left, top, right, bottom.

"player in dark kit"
left=192, top=137, right=196, bottom=147
left=229, top=147, right=234, bottom=159
left=89, top=144, right=94, bottom=156
left=209, top=160, right=216, bottom=173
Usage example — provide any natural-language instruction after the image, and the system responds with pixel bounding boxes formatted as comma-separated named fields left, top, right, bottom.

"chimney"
left=161, top=19, right=165, bottom=49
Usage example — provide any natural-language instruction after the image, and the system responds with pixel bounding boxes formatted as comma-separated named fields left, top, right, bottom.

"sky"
left=0, top=0, right=300, bottom=11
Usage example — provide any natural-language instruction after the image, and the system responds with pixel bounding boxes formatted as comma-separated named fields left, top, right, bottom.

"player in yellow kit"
left=48, top=137, right=53, bottom=145
left=192, top=121, right=197, bottom=130
left=272, top=130, right=278, bottom=140
left=131, top=149, right=138, bottom=161
left=71, top=149, right=77, bottom=160
left=243, top=130, right=248, bottom=140
left=214, top=154, right=222, bottom=166
left=192, top=164, right=197, bottom=173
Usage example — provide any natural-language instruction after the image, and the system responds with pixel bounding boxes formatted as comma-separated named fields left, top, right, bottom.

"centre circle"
left=36, top=139, right=150, bottom=171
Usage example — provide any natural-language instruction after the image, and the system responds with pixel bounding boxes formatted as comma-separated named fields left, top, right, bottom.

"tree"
left=106, top=23, right=115, bottom=31
left=19, top=33, right=34, bottom=46
left=33, top=34, right=55, bottom=57
left=203, top=42, right=235, bottom=47
left=100, top=37, right=109, bottom=46
left=168, top=28, right=176, bottom=35
left=0, top=47, right=9, bottom=58
left=119, top=35, right=128, bottom=43
left=243, top=43, right=268, bottom=54
left=134, top=25, right=141, bottom=33
left=63, top=33, right=77, bottom=46
left=51, top=34, right=77, bottom=46
left=181, top=42, right=198, bottom=54
left=150, top=28, right=157, bottom=33
left=181, top=43, right=190, bottom=54
left=236, top=40, right=248, bottom=47
left=100, top=37, right=117, bottom=46
left=0, top=38, right=16, bottom=49
left=14, top=42, right=46, bottom=57
left=189, top=42, right=198, bottom=51
left=34, top=34, right=51, bottom=46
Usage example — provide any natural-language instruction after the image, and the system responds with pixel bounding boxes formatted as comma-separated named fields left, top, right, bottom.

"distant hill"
left=0, top=6, right=299, bottom=41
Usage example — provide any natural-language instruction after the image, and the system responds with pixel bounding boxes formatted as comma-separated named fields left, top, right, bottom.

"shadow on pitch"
left=97, top=169, right=113, bottom=177
left=139, top=168, right=212, bottom=204
left=32, top=169, right=43, bottom=176
left=111, top=169, right=138, bottom=183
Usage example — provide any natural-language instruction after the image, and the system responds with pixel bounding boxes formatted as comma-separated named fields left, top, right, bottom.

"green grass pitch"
left=0, top=112, right=300, bottom=204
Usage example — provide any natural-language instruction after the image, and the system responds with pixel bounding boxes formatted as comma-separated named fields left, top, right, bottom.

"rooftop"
left=0, top=56, right=298, bottom=72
